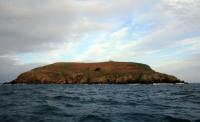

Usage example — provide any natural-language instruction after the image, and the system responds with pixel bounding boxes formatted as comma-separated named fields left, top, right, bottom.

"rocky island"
left=9, top=61, right=184, bottom=84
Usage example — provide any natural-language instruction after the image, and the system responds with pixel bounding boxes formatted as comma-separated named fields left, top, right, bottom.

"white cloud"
left=111, top=27, right=129, bottom=40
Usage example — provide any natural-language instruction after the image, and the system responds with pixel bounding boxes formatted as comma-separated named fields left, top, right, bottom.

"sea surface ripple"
left=0, top=84, right=200, bottom=122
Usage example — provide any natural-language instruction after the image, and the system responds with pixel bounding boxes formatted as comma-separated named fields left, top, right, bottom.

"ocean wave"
left=0, top=84, right=199, bottom=122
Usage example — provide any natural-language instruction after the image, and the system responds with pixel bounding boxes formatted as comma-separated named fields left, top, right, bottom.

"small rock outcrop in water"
left=9, top=61, right=184, bottom=84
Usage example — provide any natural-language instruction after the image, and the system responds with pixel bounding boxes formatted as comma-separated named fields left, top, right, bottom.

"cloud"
left=71, top=0, right=200, bottom=82
left=0, top=56, right=44, bottom=82
left=111, top=27, right=129, bottom=40
left=0, top=0, right=199, bottom=82
left=152, top=53, right=200, bottom=83
left=0, top=0, right=144, bottom=55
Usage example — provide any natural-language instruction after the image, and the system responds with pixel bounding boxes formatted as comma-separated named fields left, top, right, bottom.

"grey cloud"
left=0, top=0, right=103, bottom=54
left=0, top=0, right=144, bottom=55
left=153, top=53, right=200, bottom=83
left=0, top=1, right=73, bottom=54
left=0, top=57, right=44, bottom=83
left=0, top=0, right=145, bottom=82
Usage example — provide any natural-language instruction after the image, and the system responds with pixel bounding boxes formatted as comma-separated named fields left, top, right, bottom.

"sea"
left=0, top=83, right=199, bottom=122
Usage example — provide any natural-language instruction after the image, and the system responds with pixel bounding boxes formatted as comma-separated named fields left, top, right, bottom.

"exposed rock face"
left=9, top=61, right=184, bottom=84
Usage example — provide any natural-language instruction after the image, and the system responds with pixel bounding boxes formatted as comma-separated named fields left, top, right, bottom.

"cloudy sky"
left=0, top=0, right=199, bottom=83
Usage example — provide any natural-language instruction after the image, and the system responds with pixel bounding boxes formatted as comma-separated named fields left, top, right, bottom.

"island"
left=9, top=61, right=184, bottom=84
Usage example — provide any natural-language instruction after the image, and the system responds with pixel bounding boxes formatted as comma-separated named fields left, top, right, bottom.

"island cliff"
left=9, top=61, right=184, bottom=84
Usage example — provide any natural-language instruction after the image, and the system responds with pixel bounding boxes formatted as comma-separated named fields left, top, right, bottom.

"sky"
left=0, top=0, right=200, bottom=83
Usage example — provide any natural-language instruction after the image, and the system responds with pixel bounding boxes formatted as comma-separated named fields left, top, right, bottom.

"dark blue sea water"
left=0, top=84, right=200, bottom=122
